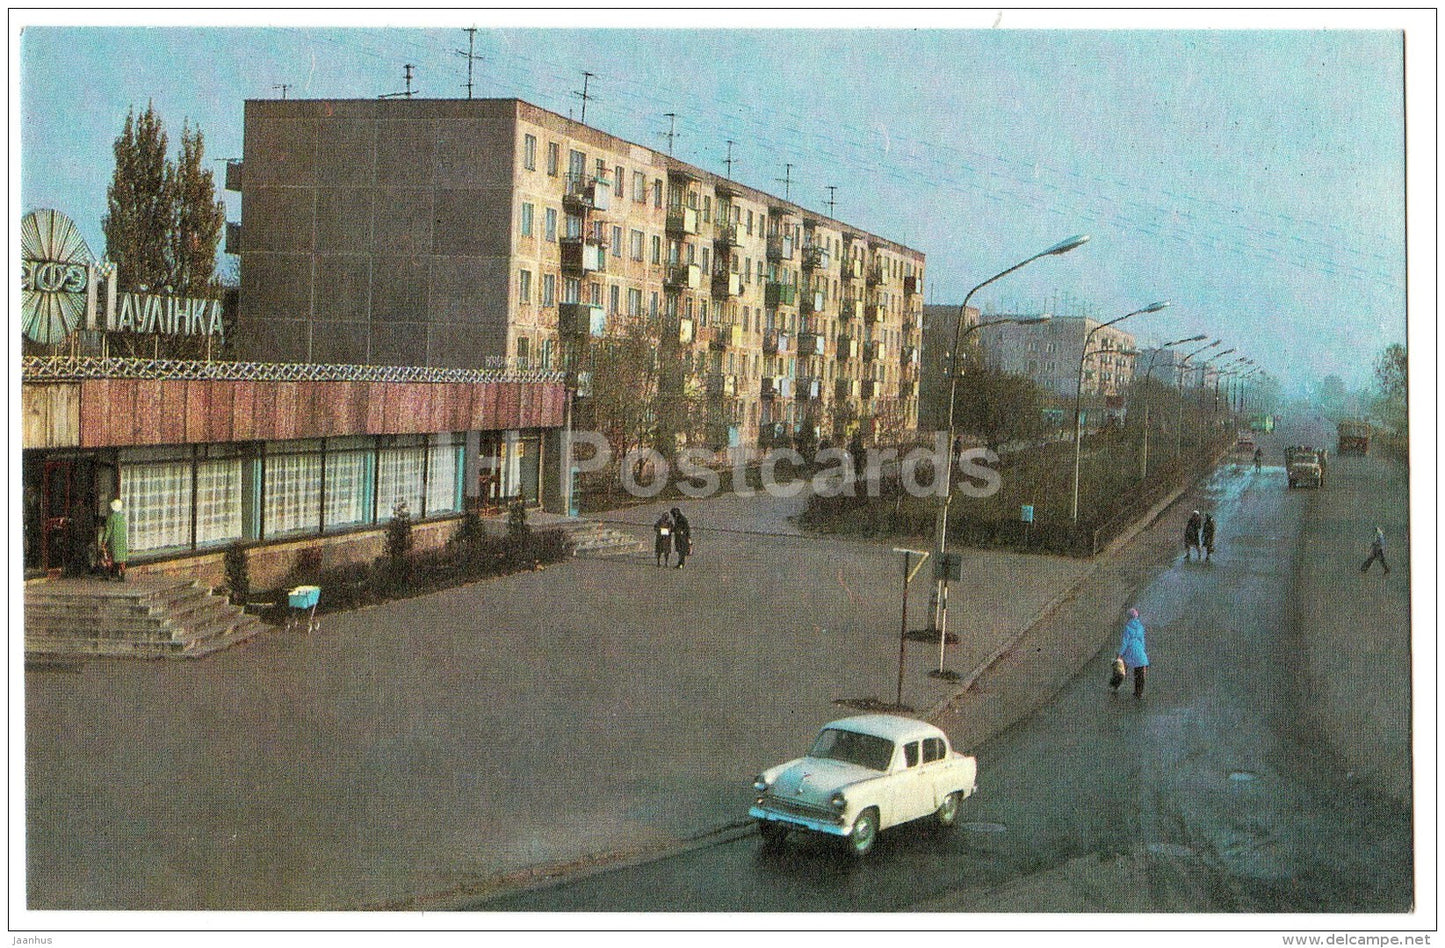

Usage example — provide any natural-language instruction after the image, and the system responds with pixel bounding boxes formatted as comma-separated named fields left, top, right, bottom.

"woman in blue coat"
left=1116, top=607, right=1149, bottom=699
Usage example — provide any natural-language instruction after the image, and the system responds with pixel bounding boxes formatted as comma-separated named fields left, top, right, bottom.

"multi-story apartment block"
left=232, top=98, right=924, bottom=453
left=918, top=303, right=980, bottom=431
left=977, top=316, right=1137, bottom=400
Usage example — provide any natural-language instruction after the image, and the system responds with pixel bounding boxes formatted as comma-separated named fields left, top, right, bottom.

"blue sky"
left=15, top=12, right=1423, bottom=392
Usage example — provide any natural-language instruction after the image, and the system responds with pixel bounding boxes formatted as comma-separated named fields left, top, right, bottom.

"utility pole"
left=825, top=185, right=838, bottom=217
left=457, top=27, right=479, bottom=99
left=723, top=139, right=737, bottom=179
left=663, top=113, right=679, bottom=154
left=776, top=163, right=794, bottom=201
left=272, top=83, right=291, bottom=100
left=573, top=71, right=595, bottom=125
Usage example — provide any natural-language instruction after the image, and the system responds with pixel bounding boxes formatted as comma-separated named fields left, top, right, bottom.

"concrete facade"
left=977, top=315, right=1136, bottom=400
left=234, top=98, right=925, bottom=451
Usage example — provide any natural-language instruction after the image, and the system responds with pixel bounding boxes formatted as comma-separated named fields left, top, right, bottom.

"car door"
left=918, top=736, right=950, bottom=808
left=893, top=739, right=935, bottom=824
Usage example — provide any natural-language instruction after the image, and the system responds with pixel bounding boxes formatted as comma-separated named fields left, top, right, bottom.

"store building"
left=230, top=97, right=925, bottom=452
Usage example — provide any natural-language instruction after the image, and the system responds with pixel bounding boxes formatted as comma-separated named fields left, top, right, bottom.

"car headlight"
left=753, top=775, right=769, bottom=792
left=830, top=791, right=847, bottom=810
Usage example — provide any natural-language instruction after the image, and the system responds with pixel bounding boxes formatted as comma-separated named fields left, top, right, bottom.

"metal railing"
left=21, top=356, right=566, bottom=385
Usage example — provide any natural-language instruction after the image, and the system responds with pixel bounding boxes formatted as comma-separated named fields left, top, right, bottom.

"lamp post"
left=1196, top=348, right=1236, bottom=446
left=1175, top=339, right=1220, bottom=457
left=928, top=234, right=1089, bottom=663
left=1069, top=300, right=1170, bottom=523
left=1137, top=334, right=1207, bottom=482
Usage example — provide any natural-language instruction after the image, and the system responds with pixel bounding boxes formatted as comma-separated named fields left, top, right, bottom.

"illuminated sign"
left=112, top=292, right=224, bottom=339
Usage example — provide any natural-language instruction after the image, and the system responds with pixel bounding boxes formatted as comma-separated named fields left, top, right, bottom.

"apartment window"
left=745, top=258, right=752, bottom=283
left=518, top=337, right=530, bottom=362
left=542, top=273, right=556, bottom=307
left=518, top=269, right=532, bottom=304
left=569, top=149, right=586, bottom=180
left=523, top=134, right=537, bottom=171
left=653, top=179, right=663, bottom=208
left=611, top=225, right=622, bottom=257
left=565, top=213, right=583, bottom=240
left=630, top=229, right=644, bottom=261
left=650, top=292, right=658, bottom=317
left=545, top=207, right=557, bottom=242
left=633, top=171, right=646, bottom=202
left=746, top=209, right=754, bottom=235
left=628, top=287, right=642, bottom=316
left=615, top=166, right=625, bottom=199
left=546, top=142, right=560, bottom=176
left=702, top=247, right=710, bottom=274
left=651, top=234, right=662, bottom=265
left=703, top=195, right=711, bottom=223
left=520, top=202, right=534, bottom=237
left=610, top=284, right=621, bottom=314
left=563, top=277, right=581, bottom=304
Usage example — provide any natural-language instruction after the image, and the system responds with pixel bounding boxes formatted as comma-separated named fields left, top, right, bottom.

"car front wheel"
left=934, top=791, right=962, bottom=828
left=847, top=808, right=879, bottom=858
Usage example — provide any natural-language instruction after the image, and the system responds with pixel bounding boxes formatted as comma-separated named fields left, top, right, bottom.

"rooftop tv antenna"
left=825, top=185, right=838, bottom=217
left=776, top=163, right=795, bottom=202
left=457, top=28, right=481, bottom=99
left=723, top=139, right=737, bottom=179
left=379, top=64, right=416, bottom=99
left=663, top=113, right=679, bottom=154
left=272, top=83, right=291, bottom=100
left=573, top=71, right=596, bottom=125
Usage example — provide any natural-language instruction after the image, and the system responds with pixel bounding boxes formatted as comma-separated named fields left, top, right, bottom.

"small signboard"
left=1021, top=505, right=1035, bottom=524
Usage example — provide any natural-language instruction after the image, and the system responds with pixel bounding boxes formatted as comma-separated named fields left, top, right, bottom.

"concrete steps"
left=25, top=576, right=267, bottom=660
left=551, top=519, right=647, bottom=557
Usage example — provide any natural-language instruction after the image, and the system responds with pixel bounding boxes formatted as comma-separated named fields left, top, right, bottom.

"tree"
left=1372, top=343, right=1408, bottom=438
left=951, top=365, right=1050, bottom=453
left=103, top=103, right=172, bottom=292
left=169, top=120, right=226, bottom=297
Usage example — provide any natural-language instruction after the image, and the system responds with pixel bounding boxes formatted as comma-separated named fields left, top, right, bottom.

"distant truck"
left=1337, top=419, right=1371, bottom=455
left=1249, top=413, right=1276, bottom=433
left=1285, top=445, right=1327, bottom=489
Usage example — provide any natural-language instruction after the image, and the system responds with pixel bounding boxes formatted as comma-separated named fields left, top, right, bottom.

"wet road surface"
left=472, top=459, right=1414, bottom=913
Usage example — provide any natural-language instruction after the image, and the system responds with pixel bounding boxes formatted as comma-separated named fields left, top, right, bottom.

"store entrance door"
left=24, top=454, right=97, bottom=574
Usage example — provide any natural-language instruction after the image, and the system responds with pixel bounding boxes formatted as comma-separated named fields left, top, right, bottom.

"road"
left=470, top=437, right=1415, bottom=913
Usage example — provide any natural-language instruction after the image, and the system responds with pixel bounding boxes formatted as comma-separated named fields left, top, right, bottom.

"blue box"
left=288, top=585, right=320, bottom=609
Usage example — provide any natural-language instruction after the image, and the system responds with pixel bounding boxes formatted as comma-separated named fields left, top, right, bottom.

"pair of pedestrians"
left=653, top=507, right=692, bottom=568
left=1183, top=510, right=1216, bottom=561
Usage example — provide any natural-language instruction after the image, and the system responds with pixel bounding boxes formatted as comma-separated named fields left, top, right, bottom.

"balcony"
left=711, top=271, right=741, bottom=298
left=763, top=329, right=790, bottom=355
left=795, top=377, right=821, bottom=401
left=900, top=310, right=919, bottom=332
left=904, top=274, right=922, bottom=296
left=901, top=345, right=920, bottom=366
left=898, top=380, right=915, bottom=398
left=864, top=340, right=886, bottom=362
left=564, top=173, right=612, bottom=212
left=861, top=379, right=878, bottom=399
left=842, top=257, right=864, bottom=281
left=836, top=335, right=859, bottom=360
left=707, top=373, right=738, bottom=398
left=796, top=332, right=826, bottom=357
left=761, top=376, right=794, bottom=400
left=224, top=222, right=241, bottom=255
left=224, top=160, right=243, bottom=192
left=666, top=205, right=699, bottom=236
left=900, top=363, right=919, bottom=384
left=866, top=262, right=885, bottom=285
left=799, top=290, right=826, bottom=316
left=840, top=299, right=858, bottom=321
left=559, top=302, right=606, bottom=337
left=765, top=282, right=797, bottom=308
left=709, top=323, right=744, bottom=350
left=665, top=263, right=701, bottom=291
left=714, top=221, right=740, bottom=246
left=561, top=238, right=606, bottom=274
left=802, top=245, right=830, bottom=270
left=835, top=378, right=860, bottom=400
left=766, top=234, right=795, bottom=261
left=678, top=316, right=695, bottom=345
left=864, top=303, right=885, bottom=323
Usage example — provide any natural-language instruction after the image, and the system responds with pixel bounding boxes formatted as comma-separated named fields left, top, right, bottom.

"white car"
left=749, top=714, right=978, bottom=857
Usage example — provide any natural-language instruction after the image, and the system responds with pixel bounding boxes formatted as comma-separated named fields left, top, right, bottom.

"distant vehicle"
left=1337, top=419, right=1371, bottom=455
left=750, top=715, right=978, bottom=858
left=1285, top=445, right=1327, bottom=489
left=1250, top=413, right=1276, bottom=433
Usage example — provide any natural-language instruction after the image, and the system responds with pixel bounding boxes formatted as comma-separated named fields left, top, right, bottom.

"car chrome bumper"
left=750, top=802, right=849, bottom=837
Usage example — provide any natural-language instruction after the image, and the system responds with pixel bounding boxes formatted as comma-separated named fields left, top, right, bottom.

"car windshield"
left=808, top=728, right=895, bottom=771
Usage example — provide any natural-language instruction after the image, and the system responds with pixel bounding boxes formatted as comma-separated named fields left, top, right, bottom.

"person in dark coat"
left=1184, top=510, right=1203, bottom=561
left=1201, top=513, right=1216, bottom=562
left=1360, top=526, right=1389, bottom=575
left=669, top=507, right=691, bottom=568
left=653, top=510, right=674, bottom=567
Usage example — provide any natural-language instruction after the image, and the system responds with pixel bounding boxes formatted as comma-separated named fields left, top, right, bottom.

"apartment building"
left=232, top=97, right=925, bottom=453
left=918, top=302, right=980, bottom=431
left=977, top=315, right=1137, bottom=400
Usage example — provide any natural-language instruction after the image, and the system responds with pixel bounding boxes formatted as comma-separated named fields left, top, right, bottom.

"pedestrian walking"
left=1360, top=526, right=1390, bottom=575
left=670, top=507, right=691, bottom=569
left=1184, top=510, right=1203, bottom=561
left=1201, top=513, right=1216, bottom=562
left=100, top=497, right=128, bottom=581
left=1115, top=607, right=1150, bottom=700
left=653, top=510, right=674, bottom=568
left=1253, top=447, right=1263, bottom=473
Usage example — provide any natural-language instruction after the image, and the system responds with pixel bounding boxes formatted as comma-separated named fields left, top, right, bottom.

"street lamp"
left=928, top=234, right=1089, bottom=664
left=1136, top=333, right=1207, bottom=482
left=1070, top=300, right=1170, bottom=523
left=1175, top=339, right=1221, bottom=457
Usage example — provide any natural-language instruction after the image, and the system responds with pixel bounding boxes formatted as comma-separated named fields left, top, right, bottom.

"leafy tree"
left=103, top=103, right=172, bottom=292
left=169, top=120, right=226, bottom=297
left=1372, top=342, right=1408, bottom=438
left=951, top=364, right=1050, bottom=453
